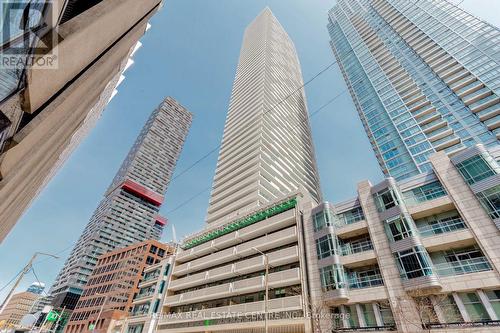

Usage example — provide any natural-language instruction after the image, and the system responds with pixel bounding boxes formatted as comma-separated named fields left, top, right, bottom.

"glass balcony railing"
left=347, top=274, right=384, bottom=289
left=427, top=125, right=451, bottom=139
left=403, top=182, right=447, bottom=206
left=142, top=272, right=160, bottom=282
left=463, top=87, right=491, bottom=103
left=433, top=257, right=492, bottom=277
left=420, top=118, right=446, bottom=131
left=468, top=94, right=499, bottom=112
left=417, top=217, right=467, bottom=237
left=432, top=134, right=460, bottom=148
left=341, top=239, right=374, bottom=256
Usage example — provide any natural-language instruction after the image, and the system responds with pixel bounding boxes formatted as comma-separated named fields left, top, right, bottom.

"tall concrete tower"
left=49, top=97, right=192, bottom=311
left=328, top=0, right=500, bottom=181
left=206, top=8, right=322, bottom=225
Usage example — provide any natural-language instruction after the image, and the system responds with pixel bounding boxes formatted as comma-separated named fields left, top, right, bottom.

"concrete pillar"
left=355, top=304, right=366, bottom=327
left=477, top=290, right=498, bottom=320
left=452, top=292, right=470, bottom=322
left=372, top=302, right=384, bottom=327
left=357, top=180, right=423, bottom=332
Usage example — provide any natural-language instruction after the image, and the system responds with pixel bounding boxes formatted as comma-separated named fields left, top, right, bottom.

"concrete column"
left=430, top=295, right=447, bottom=323
left=355, top=304, right=366, bottom=327
left=452, top=292, right=470, bottom=322
left=477, top=289, right=498, bottom=320
left=372, top=302, right=384, bottom=327
left=357, top=180, right=423, bottom=332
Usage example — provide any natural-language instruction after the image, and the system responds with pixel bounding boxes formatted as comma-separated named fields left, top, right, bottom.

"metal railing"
left=417, top=217, right=466, bottom=237
left=403, top=185, right=447, bottom=205
left=341, top=239, right=374, bottom=256
left=347, top=274, right=384, bottom=289
left=433, top=257, right=492, bottom=277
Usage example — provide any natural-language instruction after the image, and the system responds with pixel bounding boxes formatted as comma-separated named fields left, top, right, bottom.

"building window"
left=313, top=209, right=334, bottom=231
left=374, top=188, right=399, bottom=212
left=384, top=215, right=415, bottom=242
left=459, top=292, right=491, bottom=322
left=345, top=305, right=360, bottom=328
left=440, top=295, right=463, bottom=323
left=377, top=303, right=395, bottom=326
left=395, top=246, right=434, bottom=279
left=403, top=181, right=447, bottom=205
left=457, top=155, right=498, bottom=185
left=359, top=303, right=377, bottom=326
left=315, top=234, right=337, bottom=259
left=477, top=185, right=500, bottom=219
left=337, top=207, right=365, bottom=225
left=485, top=290, right=500, bottom=319
left=319, top=264, right=345, bottom=291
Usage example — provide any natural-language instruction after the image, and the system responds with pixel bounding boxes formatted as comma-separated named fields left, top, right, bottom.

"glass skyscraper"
left=328, top=0, right=500, bottom=180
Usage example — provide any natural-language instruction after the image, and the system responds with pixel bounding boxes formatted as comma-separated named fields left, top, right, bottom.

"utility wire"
left=4, top=59, right=347, bottom=278
left=0, top=270, right=23, bottom=293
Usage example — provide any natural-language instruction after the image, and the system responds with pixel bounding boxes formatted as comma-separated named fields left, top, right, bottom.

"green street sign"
left=46, top=311, right=59, bottom=322
left=88, top=323, right=96, bottom=331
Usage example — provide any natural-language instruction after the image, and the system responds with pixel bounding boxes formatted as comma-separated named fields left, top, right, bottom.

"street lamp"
left=1, top=252, right=59, bottom=315
left=252, top=247, right=269, bottom=333
left=91, top=294, right=109, bottom=332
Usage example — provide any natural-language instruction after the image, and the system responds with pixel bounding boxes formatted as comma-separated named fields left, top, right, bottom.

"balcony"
left=428, top=127, right=454, bottom=142
left=165, top=268, right=301, bottom=306
left=421, top=119, right=447, bottom=133
left=158, top=296, right=303, bottom=326
left=450, top=75, right=477, bottom=91
left=417, top=217, right=467, bottom=238
left=174, top=226, right=297, bottom=276
left=169, top=246, right=299, bottom=291
left=412, top=104, right=436, bottom=119
left=434, top=135, right=461, bottom=151
left=463, top=87, right=492, bottom=105
left=433, top=257, right=492, bottom=277
left=417, top=111, right=441, bottom=125
left=444, top=69, right=469, bottom=86
left=347, top=273, right=384, bottom=290
left=455, top=77, right=482, bottom=95
left=341, top=238, right=374, bottom=256
left=176, top=208, right=296, bottom=264
left=469, top=95, right=500, bottom=113
left=477, top=104, right=500, bottom=121
left=438, top=63, right=463, bottom=80
left=485, top=115, right=500, bottom=130
left=403, top=182, right=447, bottom=206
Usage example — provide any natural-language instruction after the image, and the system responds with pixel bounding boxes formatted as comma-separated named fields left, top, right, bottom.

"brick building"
left=64, top=240, right=174, bottom=333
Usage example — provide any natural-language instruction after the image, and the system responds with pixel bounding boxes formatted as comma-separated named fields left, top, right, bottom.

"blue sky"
left=1, top=0, right=499, bottom=301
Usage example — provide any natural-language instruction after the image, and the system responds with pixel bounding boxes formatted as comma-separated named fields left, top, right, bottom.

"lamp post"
left=91, top=294, right=108, bottom=332
left=252, top=247, right=268, bottom=333
left=1, top=252, right=59, bottom=314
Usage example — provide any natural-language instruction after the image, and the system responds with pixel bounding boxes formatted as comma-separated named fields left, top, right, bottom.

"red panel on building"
left=121, top=179, right=164, bottom=206
left=155, top=215, right=168, bottom=227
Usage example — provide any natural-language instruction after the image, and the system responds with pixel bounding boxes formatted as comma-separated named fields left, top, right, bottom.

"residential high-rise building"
left=157, top=9, right=324, bottom=333
left=64, top=240, right=173, bottom=333
left=49, top=97, right=192, bottom=313
left=327, top=0, right=500, bottom=181
left=205, top=7, right=321, bottom=225
left=26, top=282, right=45, bottom=295
left=0, top=0, right=164, bottom=242
left=0, top=291, right=39, bottom=327
left=307, top=144, right=500, bottom=332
